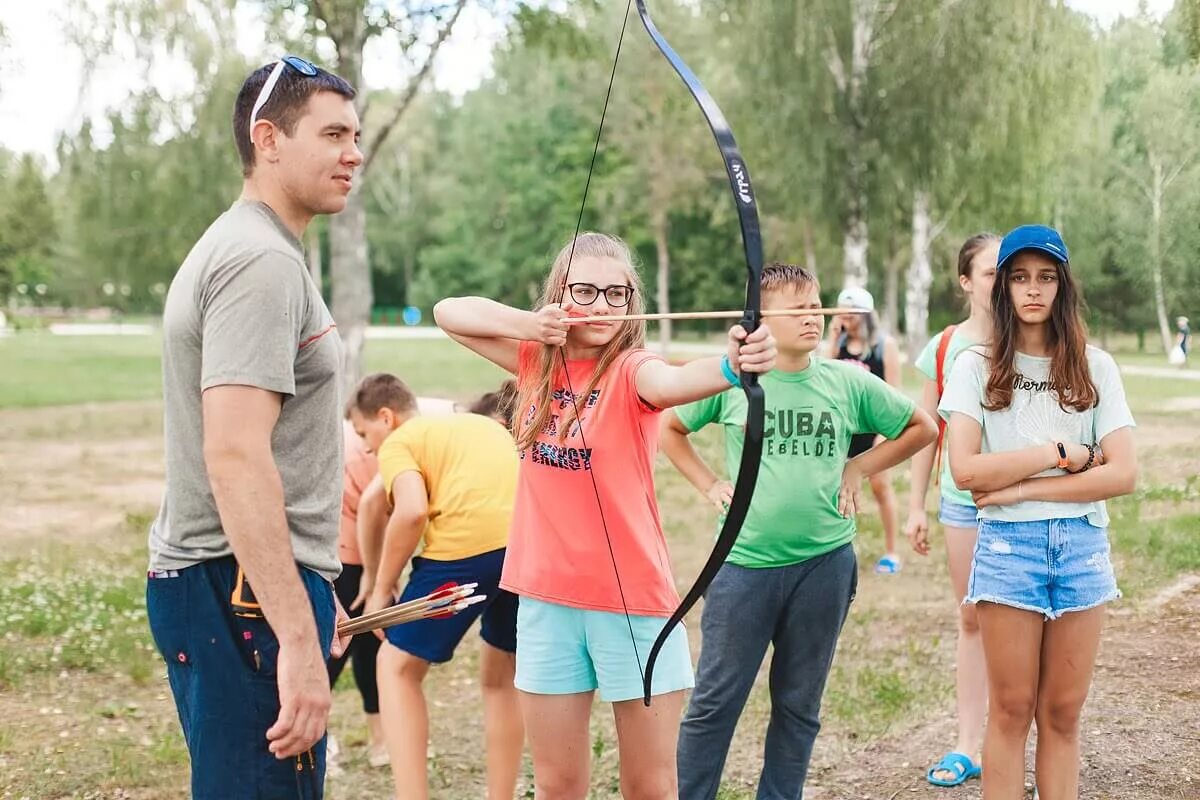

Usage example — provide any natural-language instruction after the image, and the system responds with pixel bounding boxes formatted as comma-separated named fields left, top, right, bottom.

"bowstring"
left=552, top=0, right=646, bottom=687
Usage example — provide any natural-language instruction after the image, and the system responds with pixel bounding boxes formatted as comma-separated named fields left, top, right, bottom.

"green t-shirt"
left=675, top=357, right=916, bottom=568
left=913, top=327, right=977, bottom=508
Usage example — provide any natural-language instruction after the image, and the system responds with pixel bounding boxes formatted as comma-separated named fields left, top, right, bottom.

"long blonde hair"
left=514, top=232, right=647, bottom=451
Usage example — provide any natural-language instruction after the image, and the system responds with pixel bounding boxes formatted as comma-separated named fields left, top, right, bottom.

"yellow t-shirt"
left=377, top=413, right=517, bottom=561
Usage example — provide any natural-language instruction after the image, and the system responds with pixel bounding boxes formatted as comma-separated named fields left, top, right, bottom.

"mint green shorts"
left=515, top=596, right=695, bottom=702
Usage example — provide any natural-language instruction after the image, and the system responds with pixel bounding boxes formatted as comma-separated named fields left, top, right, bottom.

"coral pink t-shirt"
left=339, top=420, right=378, bottom=566
left=500, top=342, right=680, bottom=616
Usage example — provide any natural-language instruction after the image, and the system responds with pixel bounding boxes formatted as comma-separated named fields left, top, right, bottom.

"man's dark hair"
left=351, top=373, right=418, bottom=417
left=233, top=61, right=356, bottom=177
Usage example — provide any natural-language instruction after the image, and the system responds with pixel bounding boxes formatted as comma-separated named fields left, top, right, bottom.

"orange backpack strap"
left=932, top=325, right=958, bottom=483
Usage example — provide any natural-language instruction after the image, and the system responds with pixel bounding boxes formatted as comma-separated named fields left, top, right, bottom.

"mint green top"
left=675, top=357, right=916, bottom=568
left=914, top=327, right=978, bottom=508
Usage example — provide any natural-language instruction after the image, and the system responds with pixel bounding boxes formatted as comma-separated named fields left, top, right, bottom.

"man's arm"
left=202, top=384, right=328, bottom=759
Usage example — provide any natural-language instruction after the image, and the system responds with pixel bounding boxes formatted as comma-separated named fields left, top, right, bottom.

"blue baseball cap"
left=997, top=224, right=1069, bottom=270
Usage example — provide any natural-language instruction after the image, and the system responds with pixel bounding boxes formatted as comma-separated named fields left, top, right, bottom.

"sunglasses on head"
left=248, top=55, right=320, bottom=139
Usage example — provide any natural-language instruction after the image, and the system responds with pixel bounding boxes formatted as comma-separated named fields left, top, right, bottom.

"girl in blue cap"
left=938, top=224, right=1137, bottom=798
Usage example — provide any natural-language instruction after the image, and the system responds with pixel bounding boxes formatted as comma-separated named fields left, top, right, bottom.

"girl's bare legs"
left=519, top=690, right=594, bottom=800
left=977, top=603, right=1044, bottom=799
left=612, top=690, right=687, bottom=800
left=1033, top=607, right=1105, bottom=800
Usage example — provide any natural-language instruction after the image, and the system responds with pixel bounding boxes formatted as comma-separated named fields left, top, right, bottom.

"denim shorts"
left=514, top=596, right=694, bottom=702
left=965, top=517, right=1121, bottom=620
left=938, top=498, right=979, bottom=529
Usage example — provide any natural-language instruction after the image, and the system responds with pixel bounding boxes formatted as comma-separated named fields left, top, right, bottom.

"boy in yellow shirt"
left=350, top=374, right=522, bottom=800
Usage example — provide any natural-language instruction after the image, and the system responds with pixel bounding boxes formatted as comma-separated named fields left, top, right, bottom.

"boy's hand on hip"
left=704, top=479, right=734, bottom=513
left=838, top=462, right=864, bottom=519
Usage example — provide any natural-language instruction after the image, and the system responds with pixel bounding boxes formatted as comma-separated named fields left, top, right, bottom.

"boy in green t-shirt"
left=663, top=264, right=936, bottom=799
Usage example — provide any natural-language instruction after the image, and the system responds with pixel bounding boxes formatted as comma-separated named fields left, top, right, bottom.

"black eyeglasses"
left=566, top=282, right=634, bottom=308
left=249, top=55, right=320, bottom=138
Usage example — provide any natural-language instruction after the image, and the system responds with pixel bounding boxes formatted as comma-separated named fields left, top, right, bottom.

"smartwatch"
left=1055, top=442, right=1070, bottom=470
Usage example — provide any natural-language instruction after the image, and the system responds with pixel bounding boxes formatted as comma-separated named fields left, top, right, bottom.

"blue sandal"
left=875, top=554, right=901, bottom=574
left=926, top=751, right=981, bottom=787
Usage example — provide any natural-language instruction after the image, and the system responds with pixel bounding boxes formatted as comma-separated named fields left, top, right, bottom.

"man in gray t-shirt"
left=145, top=56, right=362, bottom=800
left=150, top=199, right=343, bottom=579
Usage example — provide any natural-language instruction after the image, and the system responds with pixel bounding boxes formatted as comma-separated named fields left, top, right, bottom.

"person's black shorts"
left=848, top=432, right=876, bottom=459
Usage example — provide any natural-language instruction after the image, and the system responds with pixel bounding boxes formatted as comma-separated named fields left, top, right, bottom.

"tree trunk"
left=842, top=211, right=869, bottom=289
left=306, top=224, right=323, bottom=295
left=1149, top=158, right=1173, bottom=354
left=841, top=95, right=870, bottom=288
left=331, top=185, right=371, bottom=398
left=803, top=217, right=818, bottom=277
left=329, top=16, right=369, bottom=401
left=653, top=211, right=671, bottom=352
left=841, top=0, right=877, bottom=289
left=883, top=246, right=901, bottom=333
left=904, top=188, right=933, bottom=359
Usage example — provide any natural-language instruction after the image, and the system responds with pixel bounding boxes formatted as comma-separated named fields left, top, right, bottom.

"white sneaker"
left=325, top=734, right=343, bottom=777
left=368, top=745, right=391, bottom=768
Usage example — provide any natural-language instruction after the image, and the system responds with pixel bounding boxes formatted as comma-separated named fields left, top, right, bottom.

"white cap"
left=837, top=286, right=875, bottom=312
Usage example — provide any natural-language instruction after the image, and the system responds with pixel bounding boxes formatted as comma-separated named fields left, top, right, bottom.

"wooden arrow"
left=564, top=307, right=867, bottom=324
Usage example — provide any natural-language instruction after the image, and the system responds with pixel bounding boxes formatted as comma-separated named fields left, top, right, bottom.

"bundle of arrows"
left=337, top=582, right=487, bottom=637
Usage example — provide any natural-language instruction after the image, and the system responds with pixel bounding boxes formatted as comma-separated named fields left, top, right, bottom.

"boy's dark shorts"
left=383, top=547, right=517, bottom=663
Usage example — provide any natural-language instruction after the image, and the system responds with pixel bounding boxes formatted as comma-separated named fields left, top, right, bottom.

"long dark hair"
left=984, top=254, right=1097, bottom=412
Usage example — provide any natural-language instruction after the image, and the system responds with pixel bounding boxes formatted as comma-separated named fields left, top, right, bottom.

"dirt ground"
left=0, top=400, right=1196, bottom=799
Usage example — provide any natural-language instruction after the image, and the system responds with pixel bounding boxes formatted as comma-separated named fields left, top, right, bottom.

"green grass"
left=4, top=328, right=1194, bottom=411
left=0, top=331, right=507, bottom=409
left=364, top=338, right=508, bottom=399
left=0, top=333, right=164, bottom=408
left=1110, top=500, right=1200, bottom=598
left=0, top=549, right=160, bottom=690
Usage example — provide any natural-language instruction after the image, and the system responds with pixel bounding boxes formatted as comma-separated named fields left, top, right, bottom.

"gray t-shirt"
left=938, top=345, right=1135, bottom=527
left=148, top=200, right=343, bottom=581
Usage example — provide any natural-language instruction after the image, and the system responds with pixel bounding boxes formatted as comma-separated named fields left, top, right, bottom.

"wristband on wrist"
left=1071, top=443, right=1096, bottom=474
left=1055, top=441, right=1070, bottom=470
left=720, top=354, right=741, bottom=387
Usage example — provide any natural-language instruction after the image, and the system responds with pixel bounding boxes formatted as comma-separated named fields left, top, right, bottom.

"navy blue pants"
left=677, top=544, right=858, bottom=800
left=146, top=556, right=335, bottom=800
